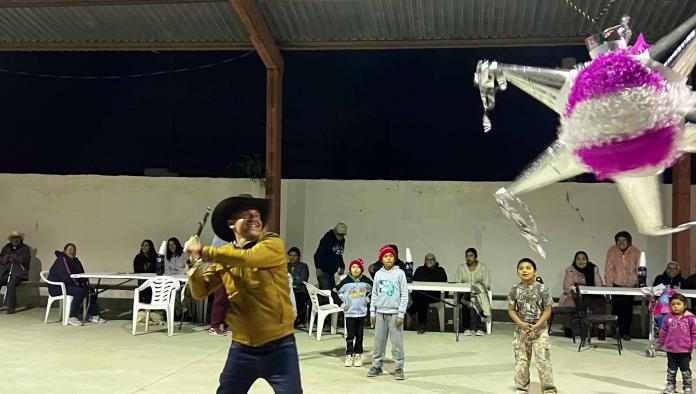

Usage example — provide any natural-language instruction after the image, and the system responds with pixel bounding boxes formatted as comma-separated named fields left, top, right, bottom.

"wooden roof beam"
left=228, top=0, right=283, bottom=71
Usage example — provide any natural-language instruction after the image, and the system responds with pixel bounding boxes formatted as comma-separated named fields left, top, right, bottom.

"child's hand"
left=370, top=316, right=376, bottom=328
left=343, top=304, right=349, bottom=311
left=396, top=317, right=404, bottom=327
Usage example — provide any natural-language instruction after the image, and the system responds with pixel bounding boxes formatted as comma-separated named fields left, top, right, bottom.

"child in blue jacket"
left=333, top=258, right=373, bottom=367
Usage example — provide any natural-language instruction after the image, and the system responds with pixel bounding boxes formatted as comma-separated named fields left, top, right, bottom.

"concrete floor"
left=1, top=308, right=680, bottom=394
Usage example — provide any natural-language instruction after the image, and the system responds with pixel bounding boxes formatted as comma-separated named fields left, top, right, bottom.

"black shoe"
left=5, top=309, right=15, bottom=314
left=564, top=328, right=573, bottom=338
left=417, top=328, right=426, bottom=334
left=622, top=334, right=631, bottom=341
left=597, top=329, right=606, bottom=341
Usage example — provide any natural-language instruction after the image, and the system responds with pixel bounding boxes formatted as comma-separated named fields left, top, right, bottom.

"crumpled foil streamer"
left=495, top=188, right=547, bottom=258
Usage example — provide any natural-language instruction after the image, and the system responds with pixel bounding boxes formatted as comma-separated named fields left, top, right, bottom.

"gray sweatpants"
left=372, top=312, right=405, bottom=370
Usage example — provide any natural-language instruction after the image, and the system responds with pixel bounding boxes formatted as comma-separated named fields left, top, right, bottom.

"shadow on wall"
left=28, top=247, right=42, bottom=281
left=17, top=246, right=42, bottom=305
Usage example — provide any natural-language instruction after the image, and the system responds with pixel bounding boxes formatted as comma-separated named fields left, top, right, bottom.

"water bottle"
left=638, top=266, right=647, bottom=287
left=637, top=252, right=647, bottom=287
left=156, top=240, right=166, bottom=275
left=404, top=248, right=414, bottom=283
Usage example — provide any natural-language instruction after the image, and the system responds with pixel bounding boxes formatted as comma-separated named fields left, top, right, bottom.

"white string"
left=0, top=50, right=254, bottom=80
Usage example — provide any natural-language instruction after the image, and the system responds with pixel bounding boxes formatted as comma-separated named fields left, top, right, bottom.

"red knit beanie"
left=348, top=258, right=365, bottom=274
left=378, top=245, right=397, bottom=262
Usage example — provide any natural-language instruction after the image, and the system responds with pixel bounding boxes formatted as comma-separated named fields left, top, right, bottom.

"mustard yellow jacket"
left=188, top=232, right=294, bottom=346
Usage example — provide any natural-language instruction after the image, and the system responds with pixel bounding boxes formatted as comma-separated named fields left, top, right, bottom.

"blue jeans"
left=316, top=271, right=335, bottom=291
left=217, top=334, right=302, bottom=394
left=65, top=285, right=99, bottom=317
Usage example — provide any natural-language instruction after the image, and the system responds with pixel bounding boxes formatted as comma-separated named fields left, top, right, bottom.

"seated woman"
left=456, top=248, right=491, bottom=336
left=133, top=239, right=156, bottom=303
left=164, top=237, right=188, bottom=275
left=165, top=237, right=190, bottom=318
left=558, top=251, right=606, bottom=339
left=653, top=261, right=684, bottom=288
left=406, top=253, right=447, bottom=334
left=47, top=243, right=105, bottom=326
left=287, top=247, right=310, bottom=326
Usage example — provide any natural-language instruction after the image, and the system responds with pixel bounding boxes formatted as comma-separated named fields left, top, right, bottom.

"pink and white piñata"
left=559, top=49, right=696, bottom=179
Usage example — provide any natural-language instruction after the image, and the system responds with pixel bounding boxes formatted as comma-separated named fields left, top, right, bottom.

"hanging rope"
left=0, top=50, right=255, bottom=80
left=560, top=0, right=618, bottom=27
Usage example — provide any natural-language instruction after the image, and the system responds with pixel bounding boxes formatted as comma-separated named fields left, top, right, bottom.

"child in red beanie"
left=333, top=258, right=373, bottom=367
left=368, top=245, right=408, bottom=380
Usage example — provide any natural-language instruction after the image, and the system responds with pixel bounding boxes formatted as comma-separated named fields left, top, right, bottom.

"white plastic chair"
left=39, top=270, right=85, bottom=325
left=304, top=282, right=345, bottom=341
left=132, top=276, right=180, bottom=336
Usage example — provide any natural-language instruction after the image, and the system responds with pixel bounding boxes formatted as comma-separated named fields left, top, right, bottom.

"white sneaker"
left=353, top=354, right=363, bottom=367
left=475, top=330, right=485, bottom=336
left=90, top=316, right=106, bottom=324
left=344, top=355, right=353, bottom=367
left=67, top=317, right=82, bottom=326
left=463, top=330, right=473, bottom=336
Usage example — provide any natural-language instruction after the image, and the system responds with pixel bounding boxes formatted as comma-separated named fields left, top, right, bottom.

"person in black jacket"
left=47, top=243, right=105, bottom=325
left=406, top=253, right=447, bottom=334
left=368, top=244, right=407, bottom=279
left=313, top=223, right=347, bottom=291
left=133, top=239, right=157, bottom=302
left=0, top=230, right=31, bottom=314
left=653, top=261, right=685, bottom=288
left=287, top=247, right=310, bottom=325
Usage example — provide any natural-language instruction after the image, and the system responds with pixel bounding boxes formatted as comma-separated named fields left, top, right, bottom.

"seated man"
left=47, top=243, right=105, bottom=325
left=287, top=247, right=310, bottom=326
left=368, top=244, right=406, bottom=279
left=0, top=230, right=31, bottom=314
left=407, top=253, right=447, bottom=334
left=653, top=261, right=684, bottom=288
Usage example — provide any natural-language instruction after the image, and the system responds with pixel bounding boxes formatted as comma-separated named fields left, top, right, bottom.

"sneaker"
left=207, top=327, right=225, bottom=336
left=622, top=334, right=632, bottom=341
left=394, top=369, right=405, bottom=380
left=67, top=317, right=82, bottom=326
left=475, top=330, right=485, bottom=336
left=463, top=330, right=473, bottom=336
left=353, top=354, right=363, bottom=367
left=344, top=355, right=353, bottom=367
left=90, top=316, right=106, bottom=324
left=662, top=384, right=676, bottom=394
left=366, top=367, right=383, bottom=377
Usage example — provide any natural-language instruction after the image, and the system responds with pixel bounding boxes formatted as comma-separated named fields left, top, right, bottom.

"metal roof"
left=0, top=0, right=695, bottom=50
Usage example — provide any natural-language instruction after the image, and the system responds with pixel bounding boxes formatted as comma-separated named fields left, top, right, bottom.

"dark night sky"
left=0, top=45, right=685, bottom=182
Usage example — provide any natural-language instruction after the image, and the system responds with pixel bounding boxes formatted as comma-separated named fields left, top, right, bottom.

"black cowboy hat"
left=211, top=194, right=270, bottom=242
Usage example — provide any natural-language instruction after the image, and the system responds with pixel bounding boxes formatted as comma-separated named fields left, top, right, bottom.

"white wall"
left=1, top=173, right=689, bottom=299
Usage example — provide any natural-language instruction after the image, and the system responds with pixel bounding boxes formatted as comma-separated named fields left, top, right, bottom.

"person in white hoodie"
left=367, top=245, right=409, bottom=381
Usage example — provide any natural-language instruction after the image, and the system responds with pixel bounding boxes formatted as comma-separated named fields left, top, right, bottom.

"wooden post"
left=265, top=68, right=282, bottom=233
left=672, top=154, right=691, bottom=275
left=229, top=0, right=284, bottom=233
